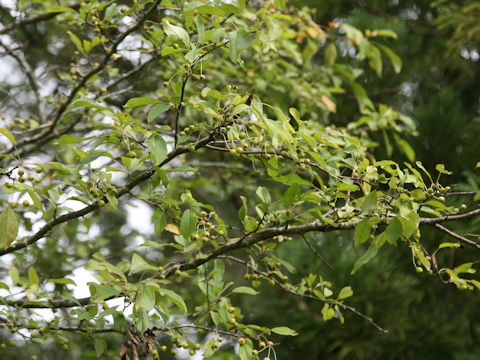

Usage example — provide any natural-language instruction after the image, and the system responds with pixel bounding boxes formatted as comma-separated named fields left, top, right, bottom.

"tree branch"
left=433, top=223, right=480, bottom=248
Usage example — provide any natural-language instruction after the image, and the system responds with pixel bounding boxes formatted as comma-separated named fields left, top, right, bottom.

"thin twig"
left=433, top=223, right=480, bottom=249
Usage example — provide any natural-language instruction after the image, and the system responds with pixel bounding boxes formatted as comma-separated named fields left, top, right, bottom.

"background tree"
left=1, top=1, right=480, bottom=359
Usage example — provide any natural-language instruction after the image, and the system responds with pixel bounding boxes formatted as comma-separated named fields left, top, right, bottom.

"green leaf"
left=271, top=326, right=298, bottom=336
left=360, top=191, right=377, bottom=215
left=28, top=266, right=39, bottom=286
left=136, top=286, right=156, bottom=312
left=378, top=44, right=402, bottom=73
left=386, top=217, right=403, bottom=246
left=352, top=241, right=378, bottom=274
left=203, top=337, right=216, bottom=358
left=394, top=135, right=415, bottom=162
left=338, top=286, right=354, bottom=300
left=0, top=128, right=16, bottom=145
left=324, top=43, right=337, bottom=65
left=438, top=242, right=461, bottom=249
left=148, top=134, right=167, bottom=165
left=47, top=278, right=76, bottom=285
left=147, top=103, right=170, bottom=123
left=163, top=20, right=190, bottom=47
left=228, top=30, right=252, bottom=62
left=45, top=6, right=76, bottom=13
left=94, top=338, right=106, bottom=357
left=180, top=209, right=198, bottom=240
left=195, top=16, right=204, bottom=43
left=232, top=286, right=259, bottom=295
left=274, top=0, right=286, bottom=9
left=130, top=253, right=158, bottom=274
left=9, top=266, right=19, bottom=286
left=93, top=285, right=121, bottom=300
left=71, top=99, right=111, bottom=112
left=435, top=163, right=453, bottom=175
left=354, top=219, right=371, bottom=247
left=67, top=31, right=83, bottom=54
left=57, top=134, right=95, bottom=144
left=255, top=186, right=271, bottom=204
left=283, top=183, right=301, bottom=207
left=239, top=341, right=255, bottom=360
left=124, top=97, right=163, bottom=109
left=159, top=288, right=187, bottom=313
left=0, top=207, right=18, bottom=248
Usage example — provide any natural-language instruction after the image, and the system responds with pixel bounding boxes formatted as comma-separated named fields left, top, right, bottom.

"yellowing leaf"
left=0, top=128, right=16, bottom=145
left=165, top=224, right=179, bottom=235
left=0, top=207, right=19, bottom=248
left=321, top=95, right=336, bottom=113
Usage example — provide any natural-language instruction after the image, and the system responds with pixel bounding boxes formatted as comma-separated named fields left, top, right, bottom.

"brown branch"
left=419, top=208, right=480, bottom=224
left=433, top=223, right=480, bottom=249
left=0, top=134, right=215, bottom=257
left=4, top=195, right=480, bottom=308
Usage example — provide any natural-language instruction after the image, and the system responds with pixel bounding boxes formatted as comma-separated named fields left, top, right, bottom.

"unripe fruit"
left=244, top=274, right=251, bottom=280
left=194, top=343, right=201, bottom=350
left=189, top=349, right=195, bottom=355
left=415, top=267, right=423, bottom=273
left=173, top=43, right=179, bottom=49
left=163, top=81, right=170, bottom=87
left=171, top=349, right=177, bottom=355
left=259, top=341, right=266, bottom=348
left=98, top=200, right=105, bottom=207
left=18, top=169, right=24, bottom=176
left=18, top=176, right=25, bottom=183
left=10, top=202, right=17, bottom=209
left=438, top=196, right=445, bottom=202
left=5, top=183, right=12, bottom=189
left=229, top=316, right=236, bottom=324
left=161, top=345, right=167, bottom=351
left=180, top=131, right=186, bottom=136
left=151, top=349, right=158, bottom=356
left=230, top=148, right=237, bottom=155
left=218, top=337, right=223, bottom=343
left=213, top=342, right=219, bottom=349
left=252, top=349, right=258, bottom=355
left=22, top=200, right=30, bottom=207
left=238, top=337, right=246, bottom=345
left=188, top=145, right=196, bottom=152
left=228, top=306, right=235, bottom=313
left=175, top=269, right=182, bottom=276
left=126, top=151, right=136, bottom=158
